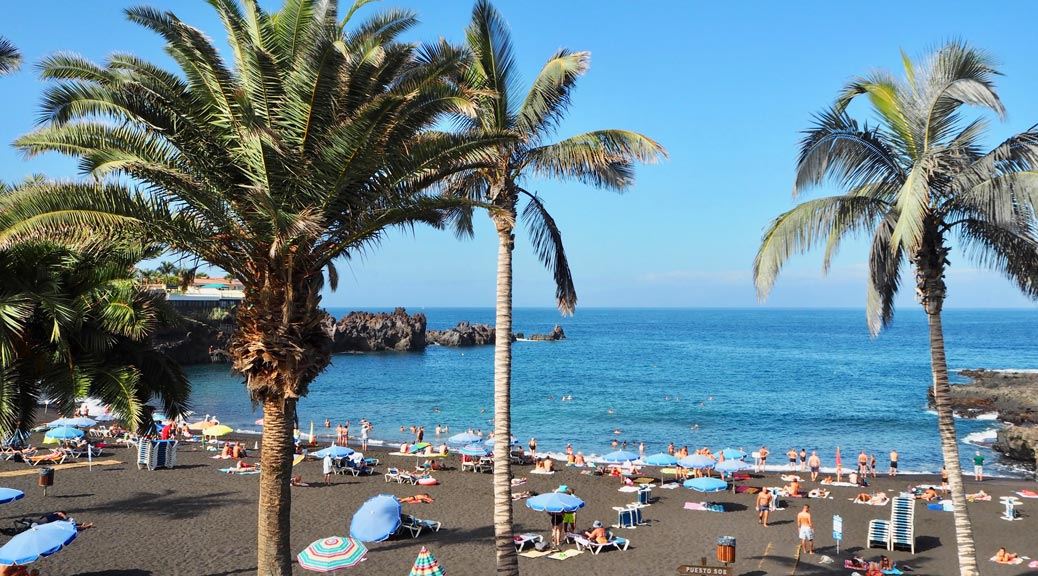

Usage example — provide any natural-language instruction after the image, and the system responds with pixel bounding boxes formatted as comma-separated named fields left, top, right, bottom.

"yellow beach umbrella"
left=205, top=424, right=233, bottom=438
left=292, top=454, right=305, bottom=467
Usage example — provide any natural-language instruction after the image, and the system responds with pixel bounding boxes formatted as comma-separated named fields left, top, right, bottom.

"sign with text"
left=676, top=565, right=732, bottom=575
left=833, top=514, right=843, bottom=541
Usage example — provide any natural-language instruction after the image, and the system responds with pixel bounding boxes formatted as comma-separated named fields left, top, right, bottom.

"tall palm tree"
left=0, top=1, right=493, bottom=573
left=0, top=239, right=189, bottom=433
left=0, top=37, right=20, bottom=75
left=754, top=42, right=1038, bottom=576
left=447, top=2, right=665, bottom=572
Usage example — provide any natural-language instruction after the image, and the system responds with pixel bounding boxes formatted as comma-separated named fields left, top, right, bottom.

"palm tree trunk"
left=256, top=396, right=297, bottom=575
left=492, top=218, right=519, bottom=575
left=916, top=235, right=979, bottom=576
left=926, top=310, right=979, bottom=576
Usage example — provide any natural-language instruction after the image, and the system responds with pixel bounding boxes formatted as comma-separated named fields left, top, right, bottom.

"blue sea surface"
left=184, top=308, right=1038, bottom=476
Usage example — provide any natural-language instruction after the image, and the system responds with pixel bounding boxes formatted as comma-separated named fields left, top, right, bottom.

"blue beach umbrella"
left=0, top=488, right=24, bottom=504
left=447, top=432, right=482, bottom=445
left=600, top=450, right=640, bottom=464
left=44, top=426, right=83, bottom=441
left=456, top=444, right=489, bottom=457
left=349, top=495, right=401, bottom=542
left=678, top=454, right=716, bottom=469
left=312, top=445, right=355, bottom=459
left=484, top=436, right=518, bottom=447
left=0, top=520, right=77, bottom=565
left=684, top=477, right=728, bottom=492
left=716, top=459, right=750, bottom=474
left=720, top=448, right=746, bottom=460
left=46, top=417, right=94, bottom=428
left=643, top=453, right=678, bottom=466
left=525, top=492, right=585, bottom=513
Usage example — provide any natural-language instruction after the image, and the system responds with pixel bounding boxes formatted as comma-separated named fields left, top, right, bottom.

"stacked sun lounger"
left=867, top=519, right=890, bottom=549
left=137, top=439, right=177, bottom=470
left=889, top=496, right=915, bottom=553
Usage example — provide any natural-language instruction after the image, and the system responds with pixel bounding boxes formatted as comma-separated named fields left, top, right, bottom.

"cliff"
left=325, top=308, right=426, bottom=352
left=937, top=370, right=1038, bottom=466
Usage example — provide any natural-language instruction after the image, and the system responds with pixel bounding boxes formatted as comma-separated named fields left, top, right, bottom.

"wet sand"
left=1, top=439, right=1035, bottom=575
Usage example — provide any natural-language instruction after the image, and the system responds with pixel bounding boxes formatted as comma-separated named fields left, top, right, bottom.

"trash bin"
left=38, top=467, right=54, bottom=495
left=716, top=535, right=736, bottom=564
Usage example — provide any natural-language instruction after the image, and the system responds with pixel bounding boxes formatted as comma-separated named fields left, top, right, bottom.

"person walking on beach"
left=787, top=448, right=798, bottom=471
left=974, top=451, right=985, bottom=481
left=888, top=450, right=898, bottom=477
left=756, top=489, right=773, bottom=526
left=857, top=450, right=868, bottom=476
left=808, top=451, right=821, bottom=482
left=797, top=505, right=814, bottom=554
left=799, top=448, right=807, bottom=472
left=322, top=453, right=334, bottom=484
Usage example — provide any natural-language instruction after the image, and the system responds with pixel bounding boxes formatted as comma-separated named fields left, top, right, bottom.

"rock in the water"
left=327, top=308, right=427, bottom=352
left=154, top=320, right=233, bottom=365
left=528, top=324, right=566, bottom=341
left=994, top=424, right=1038, bottom=464
left=428, top=321, right=500, bottom=347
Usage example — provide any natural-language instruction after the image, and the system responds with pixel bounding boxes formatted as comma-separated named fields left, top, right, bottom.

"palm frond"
left=0, top=37, right=20, bottom=76
left=515, top=49, right=589, bottom=140
left=520, top=190, right=575, bottom=314
left=524, top=130, right=666, bottom=190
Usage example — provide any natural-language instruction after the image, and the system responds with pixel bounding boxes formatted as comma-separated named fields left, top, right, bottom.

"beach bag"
left=534, top=541, right=550, bottom=552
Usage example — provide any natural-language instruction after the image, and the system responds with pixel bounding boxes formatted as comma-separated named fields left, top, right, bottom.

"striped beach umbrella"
left=296, top=536, right=367, bottom=572
left=409, top=546, right=445, bottom=576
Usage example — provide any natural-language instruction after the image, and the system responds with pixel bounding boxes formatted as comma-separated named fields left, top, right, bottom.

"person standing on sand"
left=974, top=451, right=985, bottom=481
left=322, top=453, right=334, bottom=484
left=529, top=437, right=537, bottom=456
left=888, top=450, right=898, bottom=477
left=808, top=451, right=821, bottom=482
left=756, top=489, right=773, bottom=526
left=797, top=505, right=814, bottom=554
left=787, top=448, right=798, bottom=471
left=799, top=448, right=807, bottom=472
left=857, top=450, right=868, bottom=476
left=361, top=422, right=370, bottom=450
left=869, top=453, right=877, bottom=478
left=758, top=446, right=769, bottom=473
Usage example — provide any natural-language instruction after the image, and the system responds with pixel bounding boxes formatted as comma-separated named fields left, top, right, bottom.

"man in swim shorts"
left=888, top=450, right=898, bottom=477
left=799, top=448, right=807, bottom=472
left=756, top=490, right=772, bottom=526
left=807, top=450, right=821, bottom=482
left=787, top=448, right=798, bottom=471
left=797, top=504, right=814, bottom=554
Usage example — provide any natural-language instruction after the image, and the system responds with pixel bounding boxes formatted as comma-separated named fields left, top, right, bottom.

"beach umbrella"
left=484, top=436, right=518, bottom=447
left=92, top=414, right=116, bottom=422
left=409, top=546, right=445, bottom=576
left=408, top=442, right=431, bottom=454
left=456, top=444, right=489, bottom=457
left=312, top=445, right=355, bottom=459
left=835, top=446, right=842, bottom=470
left=349, top=495, right=401, bottom=542
left=188, top=420, right=216, bottom=431
left=296, top=536, right=367, bottom=571
left=447, top=432, right=482, bottom=445
left=0, top=520, right=77, bottom=565
left=643, top=453, right=678, bottom=466
left=44, top=426, right=83, bottom=443
left=715, top=459, right=750, bottom=474
left=0, top=488, right=24, bottom=504
left=293, top=454, right=306, bottom=467
left=720, top=448, right=746, bottom=460
left=678, top=454, right=716, bottom=469
left=683, top=477, right=728, bottom=492
left=600, top=450, right=640, bottom=464
left=205, top=424, right=233, bottom=438
left=46, top=417, right=95, bottom=428
left=525, top=492, right=585, bottom=513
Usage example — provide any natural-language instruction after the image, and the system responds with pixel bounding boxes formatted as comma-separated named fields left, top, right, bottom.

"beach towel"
left=659, top=482, right=680, bottom=489
left=1029, top=560, right=1038, bottom=569
left=548, top=549, right=584, bottom=560
left=1015, top=489, right=1038, bottom=498
left=735, top=486, right=761, bottom=494
left=780, top=475, right=802, bottom=482
left=990, top=556, right=1024, bottom=565
left=220, top=467, right=260, bottom=475
left=821, top=481, right=858, bottom=487
left=530, top=469, right=555, bottom=475
left=518, top=550, right=552, bottom=559
left=966, top=492, right=991, bottom=502
left=684, top=502, right=708, bottom=510
left=618, top=486, right=640, bottom=493
left=511, top=478, right=527, bottom=486
left=882, top=568, right=903, bottom=575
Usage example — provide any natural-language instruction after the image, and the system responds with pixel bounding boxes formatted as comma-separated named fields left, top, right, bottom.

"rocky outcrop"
left=935, top=370, right=1038, bottom=424
left=326, top=308, right=426, bottom=352
left=428, top=322, right=501, bottom=347
left=528, top=325, right=566, bottom=341
left=994, top=424, right=1038, bottom=466
left=154, top=319, right=233, bottom=365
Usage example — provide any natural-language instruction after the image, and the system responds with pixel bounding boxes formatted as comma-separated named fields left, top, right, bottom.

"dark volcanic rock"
left=528, top=324, right=566, bottom=341
left=327, top=308, right=427, bottom=352
left=428, top=322, right=500, bottom=347
left=994, top=424, right=1038, bottom=466
left=154, top=320, right=232, bottom=365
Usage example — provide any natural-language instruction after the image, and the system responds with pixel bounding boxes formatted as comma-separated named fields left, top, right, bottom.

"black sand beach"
left=0, top=439, right=1034, bottom=575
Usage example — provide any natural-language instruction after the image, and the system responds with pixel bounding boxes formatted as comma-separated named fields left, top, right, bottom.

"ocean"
left=184, top=308, right=1037, bottom=476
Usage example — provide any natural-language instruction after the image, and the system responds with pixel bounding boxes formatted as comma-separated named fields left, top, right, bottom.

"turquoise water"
left=185, top=308, right=1037, bottom=476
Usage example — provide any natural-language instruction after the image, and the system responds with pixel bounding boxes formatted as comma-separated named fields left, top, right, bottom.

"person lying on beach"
left=967, top=490, right=990, bottom=502
left=994, top=547, right=1019, bottom=564
left=398, top=494, right=434, bottom=504
left=40, top=511, right=93, bottom=530
left=854, top=493, right=872, bottom=503
left=233, top=459, right=256, bottom=471
left=511, top=491, right=532, bottom=501
left=0, top=565, right=39, bottom=576
left=290, top=475, right=309, bottom=487
left=918, top=487, right=939, bottom=502
left=807, top=488, right=829, bottom=499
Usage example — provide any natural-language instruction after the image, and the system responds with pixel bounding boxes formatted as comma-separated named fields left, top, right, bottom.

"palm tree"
left=0, top=37, right=20, bottom=75
left=0, top=1, right=493, bottom=573
left=447, top=2, right=665, bottom=572
left=754, top=42, right=1038, bottom=576
left=0, top=239, right=189, bottom=432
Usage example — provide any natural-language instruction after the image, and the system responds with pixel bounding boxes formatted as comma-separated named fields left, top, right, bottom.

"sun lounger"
left=333, top=458, right=359, bottom=476
left=513, top=533, right=543, bottom=552
left=384, top=467, right=402, bottom=482
left=572, top=533, right=629, bottom=554
left=399, top=514, right=441, bottom=538
left=27, top=450, right=67, bottom=467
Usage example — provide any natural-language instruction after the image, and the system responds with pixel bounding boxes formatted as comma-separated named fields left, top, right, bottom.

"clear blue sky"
left=2, top=1, right=1037, bottom=311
